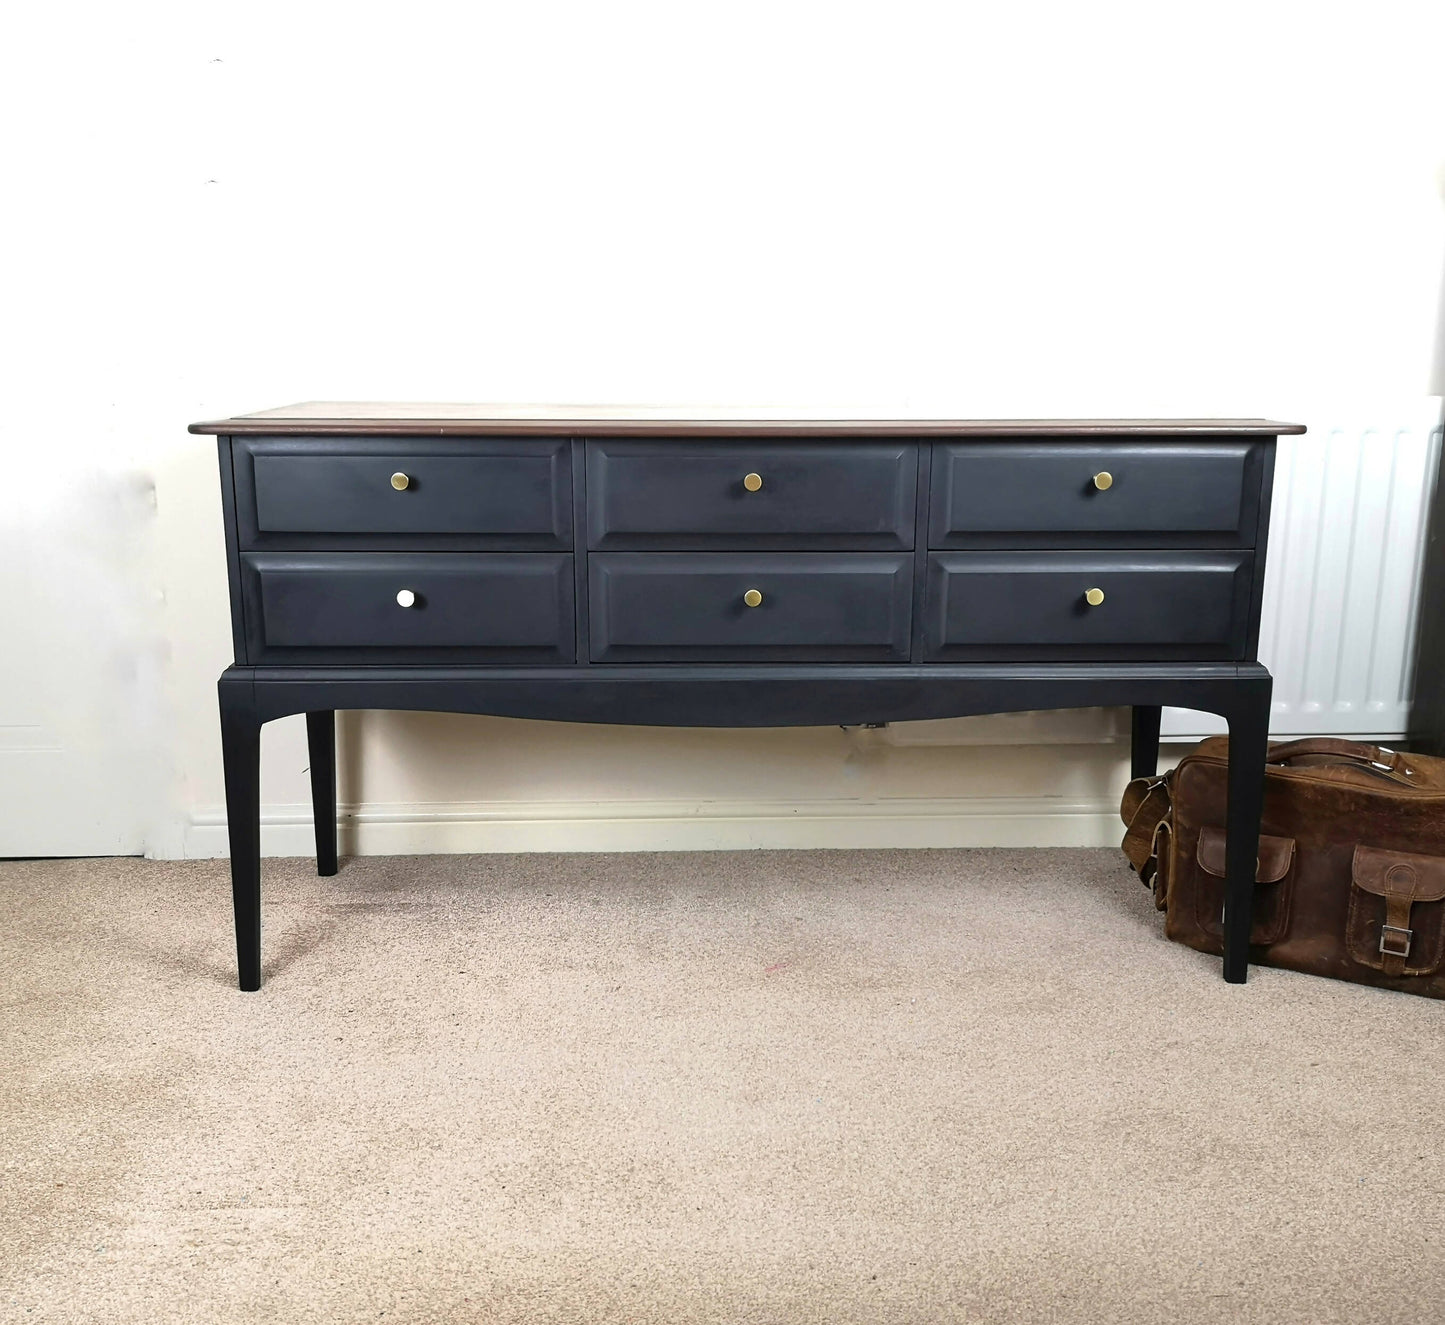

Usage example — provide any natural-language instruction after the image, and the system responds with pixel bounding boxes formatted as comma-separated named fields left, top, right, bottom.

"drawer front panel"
left=587, top=441, right=917, bottom=549
left=924, top=551, right=1254, bottom=661
left=236, top=437, right=571, bottom=548
left=241, top=553, right=574, bottom=664
left=590, top=553, right=913, bottom=662
left=930, top=440, right=1262, bottom=547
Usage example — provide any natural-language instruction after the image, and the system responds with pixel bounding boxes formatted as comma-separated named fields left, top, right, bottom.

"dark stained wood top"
left=190, top=403, right=1307, bottom=438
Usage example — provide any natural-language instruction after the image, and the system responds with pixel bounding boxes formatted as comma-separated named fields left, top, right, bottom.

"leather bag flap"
left=1351, top=845, right=1445, bottom=903
left=1196, top=827, right=1296, bottom=883
left=1348, top=845, right=1445, bottom=977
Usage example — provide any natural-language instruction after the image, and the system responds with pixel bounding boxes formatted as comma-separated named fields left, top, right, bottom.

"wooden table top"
left=190, top=403, right=1307, bottom=438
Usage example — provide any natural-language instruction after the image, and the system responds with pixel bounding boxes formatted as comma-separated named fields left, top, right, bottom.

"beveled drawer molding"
left=586, top=440, right=918, bottom=549
left=923, top=551, right=1254, bottom=662
left=929, top=440, right=1266, bottom=548
left=241, top=552, right=575, bottom=665
left=235, top=437, right=572, bottom=550
left=589, top=552, right=914, bottom=662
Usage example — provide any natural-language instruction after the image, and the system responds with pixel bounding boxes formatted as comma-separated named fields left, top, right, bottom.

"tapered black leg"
left=306, top=710, right=338, bottom=877
left=1131, top=705, right=1162, bottom=780
left=219, top=671, right=263, bottom=992
left=1222, top=679, right=1273, bottom=984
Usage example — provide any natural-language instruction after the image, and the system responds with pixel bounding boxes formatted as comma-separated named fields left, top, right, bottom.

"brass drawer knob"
left=396, top=589, right=417, bottom=608
left=391, top=472, right=411, bottom=491
left=1084, top=587, right=1105, bottom=606
left=743, top=588, right=763, bottom=608
left=743, top=472, right=763, bottom=492
left=1092, top=471, right=1113, bottom=491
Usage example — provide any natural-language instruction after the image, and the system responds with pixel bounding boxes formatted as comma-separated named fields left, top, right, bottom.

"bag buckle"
left=1379, top=924, right=1413, bottom=958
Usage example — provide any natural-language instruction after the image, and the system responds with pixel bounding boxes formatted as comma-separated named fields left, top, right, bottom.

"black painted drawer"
left=587, top=441, right=917, bottom=549
left=930, top=440, right=1264, bottom=547
left=235, top=437, right=571, bottom=549
left=924, top=551, right=1254, bottom=661
left=240, top=553, right=574, bottom=664
left=589, top=553, right=913, bottom=662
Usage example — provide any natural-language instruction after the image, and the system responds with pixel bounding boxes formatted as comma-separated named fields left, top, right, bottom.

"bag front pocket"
left=1346, top=845, right=1445, bottom=977
left=1193, top=827, right=1297, bottom=945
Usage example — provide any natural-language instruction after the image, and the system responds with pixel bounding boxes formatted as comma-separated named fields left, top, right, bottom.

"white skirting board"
left=182, top=795, right=1126, bottom=858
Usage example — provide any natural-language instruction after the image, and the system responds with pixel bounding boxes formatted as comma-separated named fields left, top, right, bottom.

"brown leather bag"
left=1121, top=736, right=1445, bottom=997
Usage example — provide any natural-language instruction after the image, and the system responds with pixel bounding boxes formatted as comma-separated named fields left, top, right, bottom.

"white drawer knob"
left=396, top=589, right=417, bottom=608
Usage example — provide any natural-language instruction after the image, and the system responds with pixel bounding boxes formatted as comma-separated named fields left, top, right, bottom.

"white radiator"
left=1164, top=419, right=1443, bottom=741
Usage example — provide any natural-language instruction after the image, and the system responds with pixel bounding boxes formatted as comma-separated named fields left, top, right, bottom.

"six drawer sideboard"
left=191, top=405, right=1307, bottom=991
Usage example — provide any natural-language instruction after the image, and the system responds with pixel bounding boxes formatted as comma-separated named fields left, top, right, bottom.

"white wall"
left=3, top=1, right=1443, bottom=858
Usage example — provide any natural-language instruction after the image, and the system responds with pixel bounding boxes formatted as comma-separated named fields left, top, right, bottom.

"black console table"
left=192, top=405, right=1305, bottom=991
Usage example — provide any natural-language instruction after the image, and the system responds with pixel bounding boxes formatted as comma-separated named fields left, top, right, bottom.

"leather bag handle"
left=1268, top=737, right=1396, bottom=765
left=1266, top=738, right=1415, bottom=785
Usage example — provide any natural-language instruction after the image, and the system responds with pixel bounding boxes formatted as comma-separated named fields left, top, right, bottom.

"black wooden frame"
left=219, top=663, right=1271, bottom=992
left=208, top=422, right=1288, bottom=993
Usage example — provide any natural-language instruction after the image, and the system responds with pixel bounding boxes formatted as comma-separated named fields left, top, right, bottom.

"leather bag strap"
left=1121, top=774, right=1173, bottom=895
left=1380, top=890, right=1417, bottom=977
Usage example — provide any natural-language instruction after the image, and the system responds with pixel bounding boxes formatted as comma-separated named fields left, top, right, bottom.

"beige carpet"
left=3, top=848, right=1443, bottom=1324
